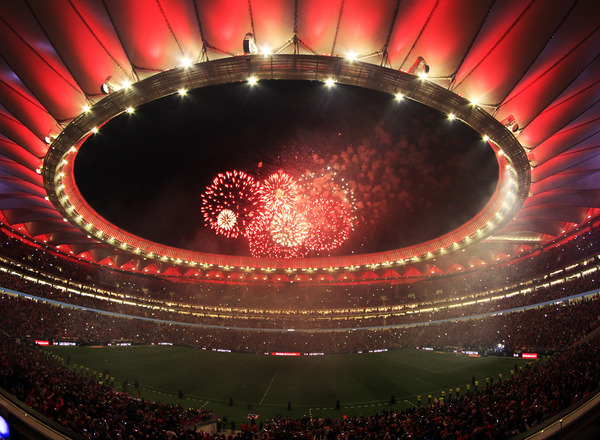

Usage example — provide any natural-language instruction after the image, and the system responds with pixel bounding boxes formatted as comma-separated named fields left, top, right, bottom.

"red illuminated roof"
left=0, top=0, right=599, bottom=283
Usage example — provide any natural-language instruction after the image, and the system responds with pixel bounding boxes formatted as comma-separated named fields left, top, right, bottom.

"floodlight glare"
left=180, top=57, right=193, bottom=68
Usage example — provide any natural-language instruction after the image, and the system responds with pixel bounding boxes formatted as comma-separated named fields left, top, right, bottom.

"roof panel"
left=102, top=0, right=185, bottom=70
left=0, top=59, right=59, bottom=140
left=158, top=0, right=206, bottom=61
left=24, top=0, right=133, bottom=95
left=197, top=0, right=253, bottom=56
left=452, top=0, right=574, bottom=105
left=388, top=0, right=493, bottom=76
left=532, top=134, right=600, bottom=181
left=0, top=1, right=84, bottom=119
left=528, top=102, right=600, bottom=166
left=518, top=57, right=600, bottom=149
left=333, top=0, right=397, bottom=58
left=496, top=0, right=600, bottom=127
left=252, top=0, right=295, bottom=53
left=0, top=107, right=47, bottom=158
left=298, top=0, right=342, bottom=55
left=0, top=0, right=597, bottom=281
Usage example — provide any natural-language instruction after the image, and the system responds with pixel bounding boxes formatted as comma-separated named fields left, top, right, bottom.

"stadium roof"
left=0, top=0, right=599, bottom=283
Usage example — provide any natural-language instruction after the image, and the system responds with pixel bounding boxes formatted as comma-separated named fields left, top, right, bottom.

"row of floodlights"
left=54, top=172, right=514, bottom=275
left=37, top=51, right=518, bottom=147
left=90, top=75, right=515, bottom=147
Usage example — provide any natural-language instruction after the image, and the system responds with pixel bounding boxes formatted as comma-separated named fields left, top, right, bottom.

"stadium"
left=1, top=0, right=600, bottom=438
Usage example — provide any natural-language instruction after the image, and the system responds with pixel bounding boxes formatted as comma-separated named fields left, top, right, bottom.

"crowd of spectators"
left=2, top=224, right=600, bottom=438
left=2, top=222, right=600, bottom=316
left=0, top=332, right=212, bottom=439
left=2, top=288, right=599, bottom=354
left=2, top=315, right=600, bottom=439
left=1, top=256, right=599, bottom=333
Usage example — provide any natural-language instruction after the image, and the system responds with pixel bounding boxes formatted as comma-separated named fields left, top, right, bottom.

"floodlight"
left=501, top=115, right=519, bottom=133
left=407, top=56, right=429, bottom=78
left=100, top=76, right=118, bottom=94
left=44, top=132, right=56, bottom=144
left=243, top=32, right=258, bottom=55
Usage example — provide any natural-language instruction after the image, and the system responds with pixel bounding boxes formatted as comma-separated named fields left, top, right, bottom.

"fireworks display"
left=258, top=171, right=299, bottom=212
left=200, top=170, right=261, bottom=238
left=303, top=196, right=353, bottom=252
left=201, top=168, right=355, bottom=258
left=216, top=209, right=237, bottom=231
left=246, top=212, right=308, bottom=259
left=269, top=208, right=310, bottom=248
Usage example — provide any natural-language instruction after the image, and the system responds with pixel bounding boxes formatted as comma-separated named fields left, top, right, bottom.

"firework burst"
left=303, top=196, right=353, bottom=252
left=246, top=212, right=307, bottom=258
left=200, top=170, right=262, bottom=238
left=201, top=165, right=357, bottom=256
left=269, top=207, right=310, bottom=248
left=258, top=171, right=299, bottom=212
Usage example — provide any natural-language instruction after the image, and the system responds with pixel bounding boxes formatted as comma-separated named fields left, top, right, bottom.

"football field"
left=44, top=345, right=534, bottom=424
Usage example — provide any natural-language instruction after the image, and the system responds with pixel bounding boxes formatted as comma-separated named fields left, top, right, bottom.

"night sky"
left=74, top=80, right=498, bottom=257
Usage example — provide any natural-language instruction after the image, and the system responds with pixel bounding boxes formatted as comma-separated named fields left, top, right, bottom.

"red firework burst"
left=246, top=212, right=307, bottom=258
left=258, top=171, right=299, bottom=212
left=200, top=170, right=262, bottom=238
left=269, top=207, right=309, bottom=248
left=303, top=196, right=353, bottom=252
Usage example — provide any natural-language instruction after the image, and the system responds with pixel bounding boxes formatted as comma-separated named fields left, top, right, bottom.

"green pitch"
left=44, top=345, right=534, bottom=424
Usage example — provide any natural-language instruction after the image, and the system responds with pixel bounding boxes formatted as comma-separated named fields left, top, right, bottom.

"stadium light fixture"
left=501, top=115, right=519, bottom=133
left=243, top=32, right=258, bottom=55
left=325, top=78, right=335, bottom=87
left=180, top=57, right=193, bottom=68
left=247, top=76, right=258, bottom=86
left=44, top=132, right=57, bottom=144
left=100, top=76, right=118, bottom=94
left=408, top=56, right=429, bottom=79
left=177, top=88, right=187, bottom=96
